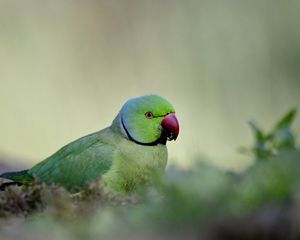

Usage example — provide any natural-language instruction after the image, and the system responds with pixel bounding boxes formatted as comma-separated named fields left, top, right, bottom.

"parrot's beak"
left=161, top=113, right=179, bottom=141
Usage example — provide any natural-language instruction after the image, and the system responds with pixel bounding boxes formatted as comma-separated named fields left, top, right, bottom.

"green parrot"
left=0, top=95, right=179, bottom=193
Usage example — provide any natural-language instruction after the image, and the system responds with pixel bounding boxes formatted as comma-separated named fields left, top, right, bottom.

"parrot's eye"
left=145, top=111, right=154, bottom=119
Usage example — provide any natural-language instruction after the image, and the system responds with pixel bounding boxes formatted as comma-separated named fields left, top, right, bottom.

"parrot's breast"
left=102, top=138, right=168, bottom=193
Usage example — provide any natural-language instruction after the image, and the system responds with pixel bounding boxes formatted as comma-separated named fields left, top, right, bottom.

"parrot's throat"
left=121, top=115, right=167, bottom=146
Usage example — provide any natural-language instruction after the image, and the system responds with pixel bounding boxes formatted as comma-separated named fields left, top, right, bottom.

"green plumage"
left=0, top=95, right=177, bottom=193
left=0, top=170, right=34, bottom=183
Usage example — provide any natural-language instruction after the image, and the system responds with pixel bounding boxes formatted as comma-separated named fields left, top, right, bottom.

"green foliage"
left=249, top=109, right=297, bottom=158
left=0, top=109, right=299, bottom=239
left=146, top=109, right=299, bottom=219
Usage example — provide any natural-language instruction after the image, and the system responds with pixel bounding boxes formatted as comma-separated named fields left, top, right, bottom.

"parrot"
left=0, top=95, right=179, bottom=193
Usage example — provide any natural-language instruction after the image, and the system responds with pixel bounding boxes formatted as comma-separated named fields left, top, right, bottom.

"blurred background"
left=0, top=0, right=299, bottom=170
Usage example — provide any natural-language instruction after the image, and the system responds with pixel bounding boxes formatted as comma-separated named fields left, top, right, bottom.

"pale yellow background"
left=0, top=1, right=299, bottom=169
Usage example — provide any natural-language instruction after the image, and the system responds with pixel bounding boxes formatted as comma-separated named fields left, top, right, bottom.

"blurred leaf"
left=273, top=109, right=297, bottom=131
left=249, top=121, right=267, bottom=141
left=249, top=121, right=273, bottom=158
left=248, top=109, right=297, bottom=159
left=271, top=109, right=297, bottom=150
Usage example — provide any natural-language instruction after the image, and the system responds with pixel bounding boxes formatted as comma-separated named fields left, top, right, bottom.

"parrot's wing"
left=29, top=131, right=115, bottom=190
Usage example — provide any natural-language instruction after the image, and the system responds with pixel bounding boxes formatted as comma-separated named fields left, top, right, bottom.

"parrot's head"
left=117, top=95, right=179, bottom=145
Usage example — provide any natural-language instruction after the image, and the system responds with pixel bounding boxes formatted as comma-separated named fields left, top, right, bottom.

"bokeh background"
left=0, top=0, right=299, bottom=170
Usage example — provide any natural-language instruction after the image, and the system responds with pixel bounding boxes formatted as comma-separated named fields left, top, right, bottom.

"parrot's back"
left=0, top=128, right=116, bottom=191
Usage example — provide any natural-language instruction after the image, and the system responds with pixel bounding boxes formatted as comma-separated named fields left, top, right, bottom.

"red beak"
left=161, top=113, right=179, bottom=141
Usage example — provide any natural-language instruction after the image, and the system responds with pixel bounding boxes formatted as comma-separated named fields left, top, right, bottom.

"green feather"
left=28, top=129, right=115, bottom=191
left=0, top=170, right=34, bottom=183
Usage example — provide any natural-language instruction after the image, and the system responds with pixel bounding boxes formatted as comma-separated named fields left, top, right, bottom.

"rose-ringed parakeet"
left=0, top=95, right=179, bottom=193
